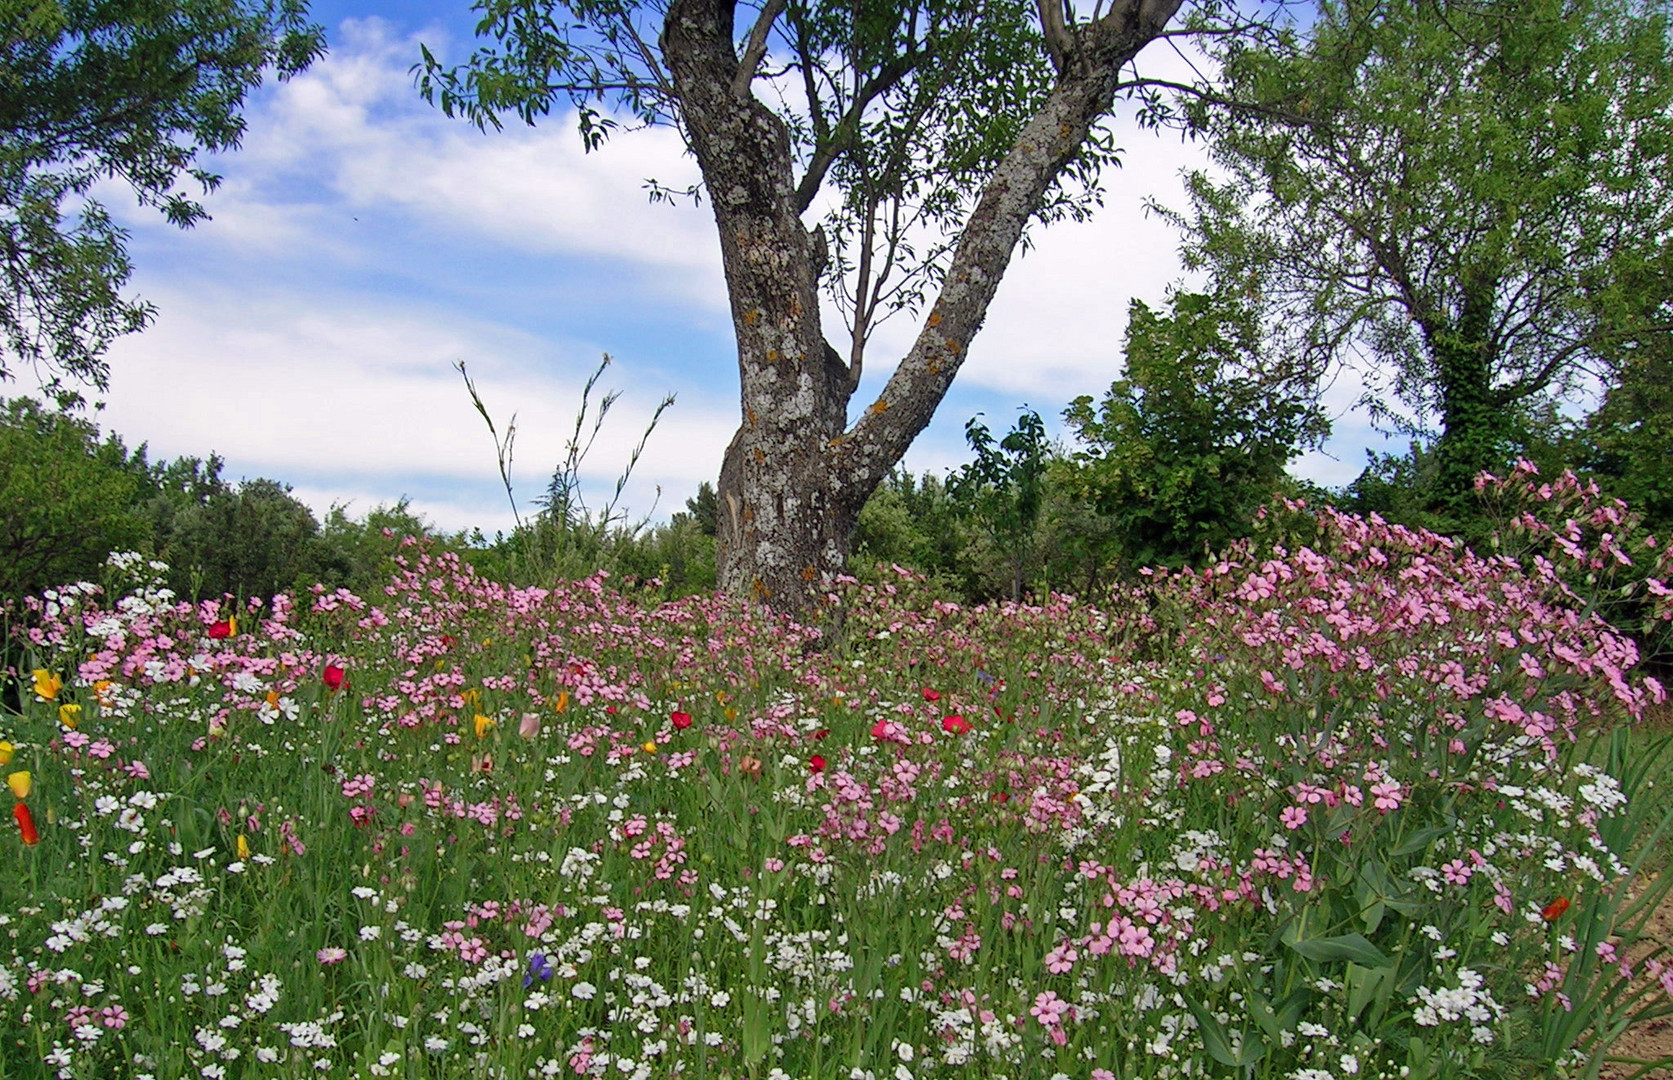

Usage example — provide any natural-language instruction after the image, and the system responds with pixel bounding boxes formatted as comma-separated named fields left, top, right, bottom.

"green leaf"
left=1391, top=823, right=1452, bottom=858
left=1182, top=994, right=1241, bottom=1068
left=1287, top=932, right=1391, bottom=968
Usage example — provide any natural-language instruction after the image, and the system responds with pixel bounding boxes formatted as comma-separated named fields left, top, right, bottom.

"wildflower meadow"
left=4, top=464, right=1673, bottom=1080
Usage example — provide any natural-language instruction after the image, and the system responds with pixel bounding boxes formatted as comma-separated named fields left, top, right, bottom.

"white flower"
left=573, top=981, right=597, bottom=1000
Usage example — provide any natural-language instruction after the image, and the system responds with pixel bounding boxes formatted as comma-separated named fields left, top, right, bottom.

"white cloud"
left=100, top=281, right=732, bottom=530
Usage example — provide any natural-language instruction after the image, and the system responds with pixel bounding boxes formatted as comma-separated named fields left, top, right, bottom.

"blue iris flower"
left=524, top=952, right=554, bottom=989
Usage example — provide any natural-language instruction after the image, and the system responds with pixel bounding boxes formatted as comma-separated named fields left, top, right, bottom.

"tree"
left=0, top=0, right=324, bottom=394
left=1062, top=290, right=1325, bottom=568
left=1168, top=0, right=1673, bottom=510
left=417, top=0, right=1229, bottom=611
left=0, top=396, right=150, bottom=601
left=948, top=408, right=1051, bottom=600
left=160, top=477, right=328, bottom=601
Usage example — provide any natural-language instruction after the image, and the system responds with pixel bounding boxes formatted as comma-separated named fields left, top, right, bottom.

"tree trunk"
left=664, top=0, right=1182, bottom=614
left=1430, top=279, right=1506, bottom=507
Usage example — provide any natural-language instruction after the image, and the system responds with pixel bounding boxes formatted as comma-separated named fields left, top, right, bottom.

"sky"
left=79, top=1, right=1400, bottom=537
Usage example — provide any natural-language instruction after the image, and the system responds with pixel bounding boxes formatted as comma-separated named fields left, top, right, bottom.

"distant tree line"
left=4, top=273, right=1668, bottom=618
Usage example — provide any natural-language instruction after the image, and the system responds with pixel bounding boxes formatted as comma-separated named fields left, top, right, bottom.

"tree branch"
left=1037, top=0, right=1072, bottom=75
left=793, top=48, right=923, bottom=214
left=732, top=0, right=787, bottom=98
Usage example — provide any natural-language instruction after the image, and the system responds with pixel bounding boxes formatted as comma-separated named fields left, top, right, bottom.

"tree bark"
left=663, top=0, right=1182, bottom=614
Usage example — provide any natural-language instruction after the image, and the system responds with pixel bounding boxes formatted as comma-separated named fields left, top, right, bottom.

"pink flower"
left=518, top=713, right=541, bottom=739
left=100, top=1005, right=128, bottom=1030
left=1371, top=780, right=1404, bottom=812
left=1281, top=805, right=1307, bottom=830
left=317, top=947, right=348, bottom=964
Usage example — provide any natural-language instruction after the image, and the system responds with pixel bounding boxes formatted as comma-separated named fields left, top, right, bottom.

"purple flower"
left=525, top=951, right=553, bottom=989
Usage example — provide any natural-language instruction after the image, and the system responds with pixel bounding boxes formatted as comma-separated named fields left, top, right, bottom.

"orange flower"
left=32, top=670, right=61, bottom=702
left=552, top=692, right=570, bottom=714
left=474, top=714, right=496, bottom=738
left=14, top=803, right=38, bottom=845
left=1543, top=897, right=1572, bottom=921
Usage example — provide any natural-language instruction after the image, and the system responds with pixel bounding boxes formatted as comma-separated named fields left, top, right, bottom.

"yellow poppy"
left=227, top=615, right=238, bottom=636
left=7, top=771, right=31, bottom=799
left=642, top=740, right=659, bottom=755
left=473, top=714, right=495, bottom=738
left=32, top=670, right=61, bottom=702
left=0, top=742, right=11, bottom=765
left=462, top=689, right=482, bottom=707
left=58, top=704, right=80, bottom=730
left=236, top=834, right=250, bottom=860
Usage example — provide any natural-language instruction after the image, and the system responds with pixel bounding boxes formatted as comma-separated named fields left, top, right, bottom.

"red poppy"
left=991, top=790, right=1009, bottom=804
left=812, top=728, right=830, bottom=740
left=323, top=664, right=346, bottom=691
left=1542, top=896, right=1571, bottom=921
left=14, top=802, right=38, bottom=845
left=440, top=635, right=457, bottom=650
left=208, top=619, right=233, bottom=640
left=941, top=714, right=971, bottom=735
left=871, top=719, right=890, bottom=739
left=671, top=711, right=693, bottom=730
left=922, top=688, right=941, bottom=702
left=809, top=755, right=826, bottom=774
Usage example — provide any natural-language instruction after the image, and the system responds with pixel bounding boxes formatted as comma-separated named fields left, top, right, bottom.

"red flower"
left=812, top=728, right=830, bottom=740
left=922, top=688, right=941, bottom=703
left=809, top=755, right=826, bottom=774
left=1542, top=896, right=1571, bottom=921
left=14, top=802, right=38, bottom=845
left=208, top=619, right=233, bottom=640
left=941, top=714, right=971, bottom=735
left=323, top=664, right=346, bottom=691
left=671, top=711, right=693, bottom=731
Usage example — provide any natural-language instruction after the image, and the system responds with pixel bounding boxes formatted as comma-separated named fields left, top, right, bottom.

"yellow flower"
left=474, top=714, right=495, bottom=738
left=32, top=670, right=61, bottom=702
left=58, top=704, right=81, bottom=730
left=7, top=771, right=31, bottom=799
left=227, top=615, right=238, bottom=636
left=0, top=742, right=12, bottom=766
left=642, top=740, right=659, bottom=755
left=462, top=689, right=482, bottom=707
left=236, top=834, right=250, bottom=860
